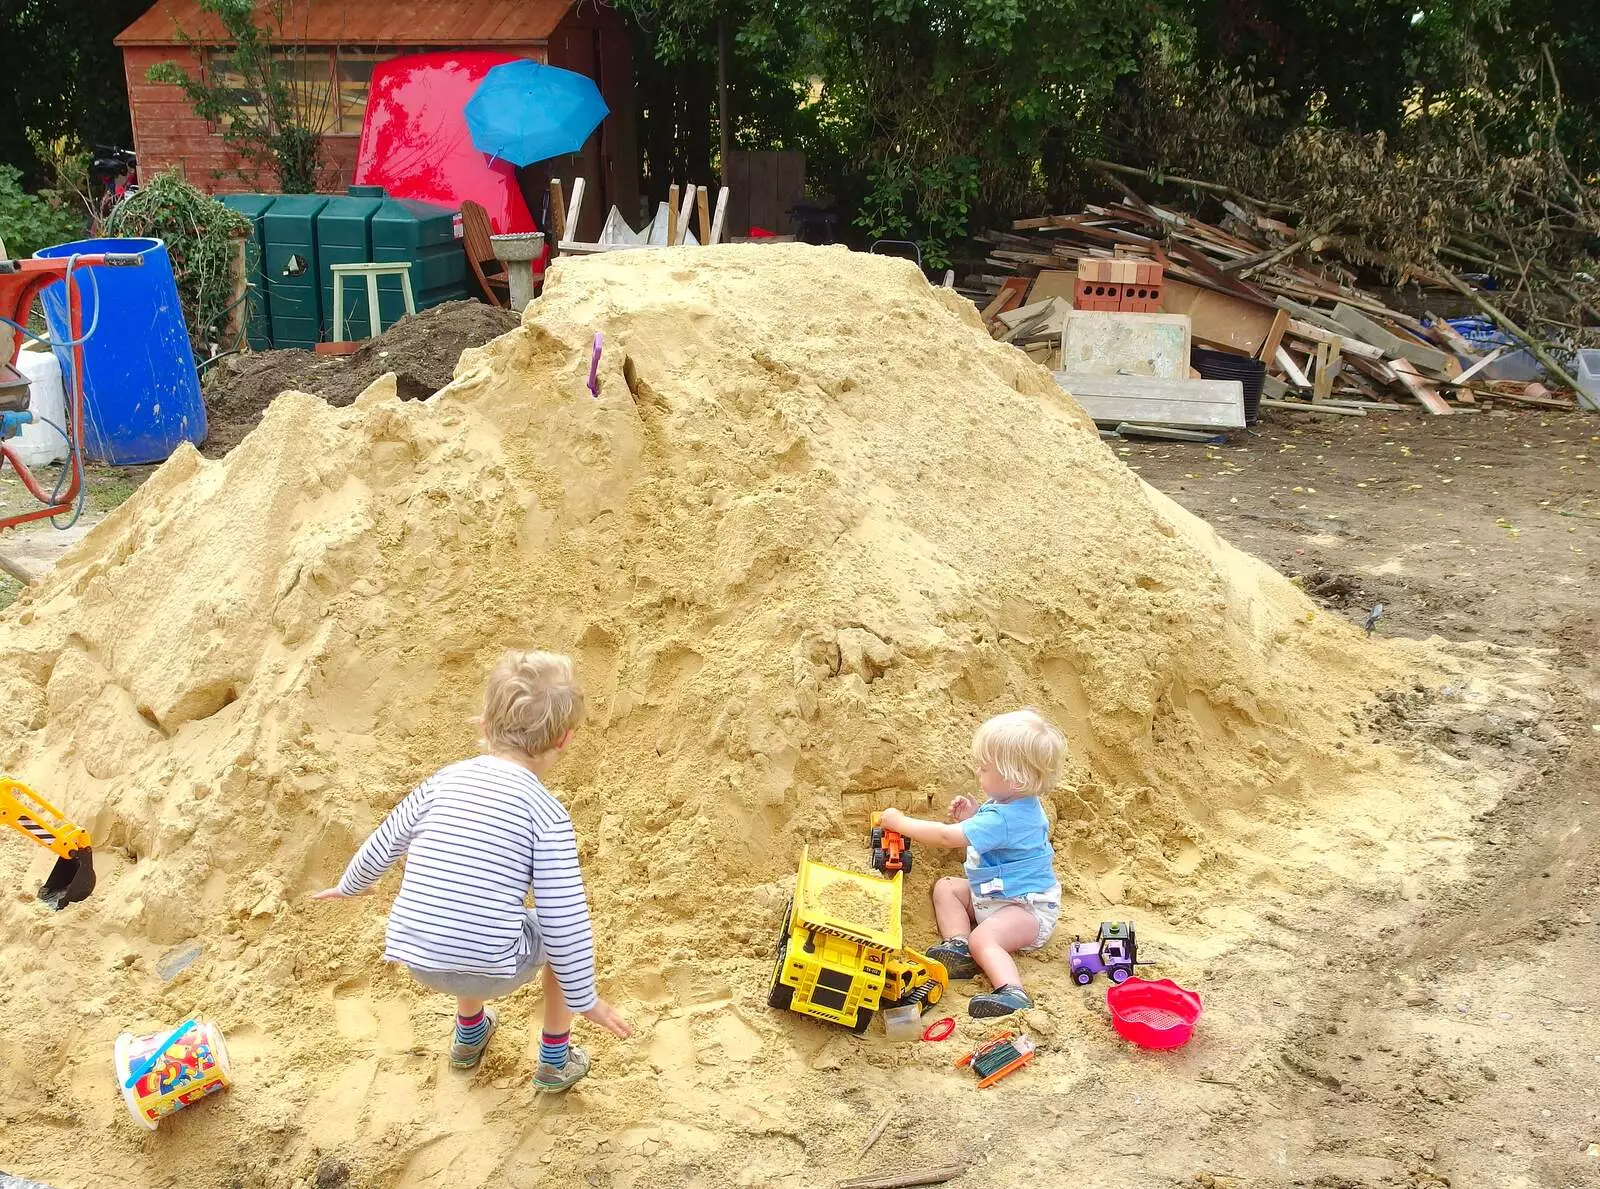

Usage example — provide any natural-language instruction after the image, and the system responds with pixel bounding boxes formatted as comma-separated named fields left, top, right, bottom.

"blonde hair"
left=481, top=650, right=585, bottom=757
left=973, top=708, right=1066, bottom=795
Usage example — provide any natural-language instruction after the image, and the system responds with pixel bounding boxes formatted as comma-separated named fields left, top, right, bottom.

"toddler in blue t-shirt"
left=876, top=708, right=1066, bottom=1018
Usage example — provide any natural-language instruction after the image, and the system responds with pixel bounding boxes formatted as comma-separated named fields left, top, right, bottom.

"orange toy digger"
left=869, top=811, right=913, bottom=875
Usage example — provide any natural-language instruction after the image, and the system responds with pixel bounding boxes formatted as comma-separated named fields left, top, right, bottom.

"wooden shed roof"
left=116, top=0, right=576, bottom=46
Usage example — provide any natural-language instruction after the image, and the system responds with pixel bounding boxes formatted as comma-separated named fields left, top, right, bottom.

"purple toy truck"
left=1068, top=921, right=1138, bottom=985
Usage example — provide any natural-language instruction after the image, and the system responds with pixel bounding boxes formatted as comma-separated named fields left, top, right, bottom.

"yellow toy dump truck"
left=767, top=847, right=948, bottom=1033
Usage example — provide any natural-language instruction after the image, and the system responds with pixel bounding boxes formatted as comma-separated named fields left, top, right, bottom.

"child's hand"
left=309, top=888, right=350, bottom=901
left=878, top=808, right=908, bottom=833
left=584, top=999, right=633, bottom=1039
left=947, top=795, right=977, bottom=823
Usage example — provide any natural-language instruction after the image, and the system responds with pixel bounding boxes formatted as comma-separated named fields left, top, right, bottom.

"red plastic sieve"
left=1106, top=977, right=1203, bottom=1050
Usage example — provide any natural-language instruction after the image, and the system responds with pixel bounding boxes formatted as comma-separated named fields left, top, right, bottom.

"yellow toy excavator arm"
left=0, top=777, right=92, bottom=860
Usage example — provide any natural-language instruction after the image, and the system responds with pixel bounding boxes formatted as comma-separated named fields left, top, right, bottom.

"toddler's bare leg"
left=968, top=905, right=1037, bottom=989
left=457, top=996, right=486, bottom=1018
left=932, top=877, right=975, bottom=940
left=540, top=964, right=573, bottom=1036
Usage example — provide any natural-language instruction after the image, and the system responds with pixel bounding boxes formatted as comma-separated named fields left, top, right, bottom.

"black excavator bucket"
left=38, top=846, right=95, bottom=910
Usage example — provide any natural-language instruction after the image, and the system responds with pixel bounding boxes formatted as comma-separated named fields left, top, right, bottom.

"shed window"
left=204, top=46, right=446, bottom=135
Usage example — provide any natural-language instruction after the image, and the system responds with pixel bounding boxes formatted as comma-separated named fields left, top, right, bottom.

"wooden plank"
left=1390, top=358, right=1454, bottom=414
left=1115, top=422, right=1228, bottom=442
left=1424, top=311, right=1479, bottom=357
left=1256, top=308, right=1291, bottom=363
left=667, top=184, right=679, bottom=245
left=1448, top=345, right=1508, bottom=386
left=697, top=187, right=712, bottom=245
left=996, top=297, right=1069, bottom=330
left=1332, top=304, right=1453, bottom=372
left=979, top=278, right=1029, bottom=321
left=1275, top=346, right=1312, bottom=389
left=709, top=186, right=730, bottom=245
left=548, top=179, right=567, bottom=242
left=676, top=184, right=698, bottom=245
left=1027, top=269, right=1078, bottom=304
left=1052, top=372, right=1246, bottom=429
left=1261, top=398, right=1366, bottom=417
left=1312, top=340, right=1339, bottom=403
left=1283, top=318, right=1384, bottom=359
left=1161, top=277, right=1277, bottom=354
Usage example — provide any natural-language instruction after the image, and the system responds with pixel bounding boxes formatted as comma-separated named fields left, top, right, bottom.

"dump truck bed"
left=794, top=847, right=902, bottom=950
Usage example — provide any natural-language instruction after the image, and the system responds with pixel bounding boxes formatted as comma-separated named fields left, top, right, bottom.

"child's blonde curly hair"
left=481, top=650, right=585, bottom=757
left=972, top=708, right=1066, bottom=795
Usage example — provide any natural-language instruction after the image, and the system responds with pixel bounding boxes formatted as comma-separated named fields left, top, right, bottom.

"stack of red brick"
left=1073, top=259, right=1164, bottom=313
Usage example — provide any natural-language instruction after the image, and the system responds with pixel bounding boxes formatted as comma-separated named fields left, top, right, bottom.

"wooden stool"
left=329, top=262, right=416, bottom=342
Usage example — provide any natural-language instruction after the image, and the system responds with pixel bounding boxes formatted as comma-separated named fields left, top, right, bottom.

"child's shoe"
left=968, top=984, right=1033, bottom=1018
left=533, top=1044, right=591, bottom=1093
left=926, top=937, right=980, bottom=979
left=449, top=1006, right=498, bottom=1069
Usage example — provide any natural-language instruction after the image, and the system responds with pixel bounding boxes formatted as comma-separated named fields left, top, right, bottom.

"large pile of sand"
left=0, top=246, right=1434, bottom=1188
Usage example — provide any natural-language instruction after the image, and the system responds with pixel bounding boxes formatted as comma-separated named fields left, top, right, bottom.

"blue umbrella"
left=464, top=60, right=609, bottom=167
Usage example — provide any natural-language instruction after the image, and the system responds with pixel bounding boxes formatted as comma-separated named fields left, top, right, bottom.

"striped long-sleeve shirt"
left=336, top=754, right=598, bottom=1012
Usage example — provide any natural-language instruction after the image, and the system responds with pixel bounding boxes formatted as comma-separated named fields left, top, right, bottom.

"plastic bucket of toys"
left=1106, top=978, right=1203, bottom=1050
left=113, top=1015, right=232, bottom=1129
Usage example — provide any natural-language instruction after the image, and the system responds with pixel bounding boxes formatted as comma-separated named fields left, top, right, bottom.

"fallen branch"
left=0, top=551, right=40, bottom=586
left=1085, top=158, right=1300, bottom=214
left=856, top=1110, right=894, bottom=1161
left=837, top=1167, right=967, bottom=1189
left=1438, top=270, right=1585, bottom=394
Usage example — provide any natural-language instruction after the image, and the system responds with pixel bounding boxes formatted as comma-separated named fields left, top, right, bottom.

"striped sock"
left=539, top=1031, right=570, bottom=1069
left=455, top=1011, right=488, bottom=1047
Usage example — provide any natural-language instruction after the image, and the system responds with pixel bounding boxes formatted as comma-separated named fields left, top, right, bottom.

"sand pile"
left=0, top=245, right=1423, bottom=1188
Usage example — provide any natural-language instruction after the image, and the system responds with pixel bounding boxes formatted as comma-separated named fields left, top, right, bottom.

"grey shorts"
left=405, top=908, right=546, bottom=999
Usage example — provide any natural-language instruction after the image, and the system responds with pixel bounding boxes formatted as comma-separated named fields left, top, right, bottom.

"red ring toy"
left=921, top=1016, right=956, bottom=1042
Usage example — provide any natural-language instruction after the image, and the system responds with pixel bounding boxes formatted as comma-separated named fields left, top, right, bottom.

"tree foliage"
left=0, top=0, right=149, bottom=185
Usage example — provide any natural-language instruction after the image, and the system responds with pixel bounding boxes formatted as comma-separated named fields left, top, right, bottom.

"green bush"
left=0, top=165, right=85, bottom=258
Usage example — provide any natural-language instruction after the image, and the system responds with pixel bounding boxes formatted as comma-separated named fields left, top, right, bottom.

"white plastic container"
left=10, top=340, right=68, bottom=467
left=1573, top=349, right=1600, bottom=412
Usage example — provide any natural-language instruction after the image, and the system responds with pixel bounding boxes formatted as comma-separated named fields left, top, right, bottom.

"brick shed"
left=116, top=0, right=637, bottom=235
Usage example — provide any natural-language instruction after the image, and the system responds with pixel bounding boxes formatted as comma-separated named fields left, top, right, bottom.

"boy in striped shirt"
left=314, top=650, right=630, bottom=1092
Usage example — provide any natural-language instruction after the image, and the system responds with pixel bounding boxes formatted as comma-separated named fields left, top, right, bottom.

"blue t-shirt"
left=961, top=796, right=1058, bottom=899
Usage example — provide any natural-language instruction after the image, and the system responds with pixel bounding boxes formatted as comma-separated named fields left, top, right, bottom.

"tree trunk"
left=717, top=13, right=732, bottom=180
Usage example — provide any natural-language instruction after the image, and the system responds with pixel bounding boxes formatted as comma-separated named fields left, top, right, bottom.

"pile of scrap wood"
left=967, top=182, right=1597, bottom=417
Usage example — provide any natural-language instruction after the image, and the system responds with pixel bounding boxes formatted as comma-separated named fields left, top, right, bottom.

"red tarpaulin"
left=356, top=50, right=541, bottom=245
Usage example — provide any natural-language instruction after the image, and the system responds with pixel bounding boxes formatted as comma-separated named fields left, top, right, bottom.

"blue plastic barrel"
left=34, top=238, right=206, bottom=465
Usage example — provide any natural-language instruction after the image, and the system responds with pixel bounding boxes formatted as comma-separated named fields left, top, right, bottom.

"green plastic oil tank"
left=219, top=193, right=275, bottom=349
left=317, top=186, right=386, bottom=339
left=262, top=195, right=329, bottom=349
left=371, top=194, right=468, bottom=326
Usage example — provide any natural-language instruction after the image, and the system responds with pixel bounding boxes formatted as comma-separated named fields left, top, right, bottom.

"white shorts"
left=972, top=884, right=1061, bottom=952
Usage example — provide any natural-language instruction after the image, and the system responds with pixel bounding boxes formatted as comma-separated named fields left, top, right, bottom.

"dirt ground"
left=1100, top=407, right=1600, bottom=1189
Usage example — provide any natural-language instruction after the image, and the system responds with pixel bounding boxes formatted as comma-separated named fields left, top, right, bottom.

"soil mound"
left=0, top=244, right=1417, bottom=1188
left=204, top=300, right=520, bottom=454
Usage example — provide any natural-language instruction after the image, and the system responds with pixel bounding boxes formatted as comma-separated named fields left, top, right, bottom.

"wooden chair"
left=460, top=200, right=509, bottom=307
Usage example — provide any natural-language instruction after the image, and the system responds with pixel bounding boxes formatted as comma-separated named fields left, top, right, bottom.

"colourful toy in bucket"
left=113, top=1015, right=232, bottom=1129
left=1106, top=977, right=1202, bottom=1050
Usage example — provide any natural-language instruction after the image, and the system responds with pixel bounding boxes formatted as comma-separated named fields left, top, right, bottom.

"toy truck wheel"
left=1073, top=969, right=1095, bottom=986
left=767, top=936, right=795, bottom=1011
left=851, top=1007, right=873, bottom=1035
left=871, top=847, right=887, bottom=872
left=1110, top=967, right=1131, bottom=984
left=900, top=849, right=913, bottom=875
